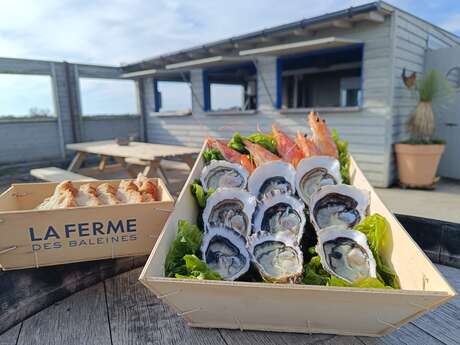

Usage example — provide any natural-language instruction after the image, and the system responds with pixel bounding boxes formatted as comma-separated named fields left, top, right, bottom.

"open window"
left=79, top=78, right=138, bottom=117
left=154, top=80, right=192, bottom=116
left=204, top=63, right=257, bottom=114
left=0, top=74, right=55, bottom=119
left=277, top=44, right=363, bottom=112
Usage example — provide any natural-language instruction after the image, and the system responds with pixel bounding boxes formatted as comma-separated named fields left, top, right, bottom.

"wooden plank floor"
left=1, top=264, right=458, bottom=345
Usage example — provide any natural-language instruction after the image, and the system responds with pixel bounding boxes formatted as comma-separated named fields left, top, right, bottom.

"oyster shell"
left=310, top=185, right=369, bottom=232
left=248, top=231, right=303, bottom=283
left=202, top=188, right=256, bottom=236
left=201, top=226, right=250, bottom=281
left=316, top=227, right=377, bottom=283
left=247, top=160, right=296, bottom=200
left=252, top=192, right=306, bottom=243
left=295, top=156, right=341, bottom=206
left=200, top=160, right=249, bottom=192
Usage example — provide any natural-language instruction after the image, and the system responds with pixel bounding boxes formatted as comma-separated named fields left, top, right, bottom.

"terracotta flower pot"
left=394, top=143, right=445, bottom=188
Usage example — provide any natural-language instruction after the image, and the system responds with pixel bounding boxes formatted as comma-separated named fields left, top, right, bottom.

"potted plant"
left=394, top=70, right=453, bottom=188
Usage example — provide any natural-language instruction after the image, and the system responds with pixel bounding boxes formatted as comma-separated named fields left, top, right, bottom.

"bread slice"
left=135, top=173, right=158, bottom=202
left=116, top=180, right=143, bottom=204
left=37, top=181, right=79, bottom=210
left=96, top=183, right=121, bottom=205
left=76, top=184, right=102, bottom=207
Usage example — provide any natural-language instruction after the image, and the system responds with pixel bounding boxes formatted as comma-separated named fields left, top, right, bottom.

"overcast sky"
left=1, top=0, right=459, bottom=116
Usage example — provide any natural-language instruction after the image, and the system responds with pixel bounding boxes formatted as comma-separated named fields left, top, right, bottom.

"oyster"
left=200, top=160, right=249, bottom=192
left=248, top=231, right=303, bottom=283
left=202, top=188, right=256, bottom=236
left=201, top=226, right=250, bottom=281
left=310, top=185, right=369, bottom=232
left=253, top=192, right=306, bottom=243
left=295, top=156, right=341, bottom=206
left=247, top=160, right=296, bottom=199
left=316, top=227, right=377, bottom=283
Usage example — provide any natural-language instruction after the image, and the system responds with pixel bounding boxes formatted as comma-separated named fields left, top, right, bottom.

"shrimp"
left=271, top=124, right=304, bottom=167
left=308, top=111, right=338, bottom=158
left=242, top=139, right=280, bottom=167
left=207, top=137, right=242, bottom=164
left=295, top=131, right=321, bottom=158
left=207, top=137, right=255, bottom=174
left=240, top=154, right=256, bottom=174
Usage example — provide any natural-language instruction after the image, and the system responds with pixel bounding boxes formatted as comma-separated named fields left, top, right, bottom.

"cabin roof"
left=123, top=1, right=460, bottom=74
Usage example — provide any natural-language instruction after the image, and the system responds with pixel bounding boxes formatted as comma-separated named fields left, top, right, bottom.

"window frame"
left=276, top=44, right=364, bottom=112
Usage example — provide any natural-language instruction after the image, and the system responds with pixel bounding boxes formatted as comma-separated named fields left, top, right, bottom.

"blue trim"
left=202, top=70, right=211, bottom=111
left=153, top=79, right=161, bottom=112
left=359, top=45, right=364, bottom=107
left=276, top=58, right=282, bottom=109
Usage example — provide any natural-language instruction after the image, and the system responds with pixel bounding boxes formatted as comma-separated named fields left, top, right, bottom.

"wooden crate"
left=0, top=178, right=174, bottom=270
left=139, top=142, right=456, bottom=337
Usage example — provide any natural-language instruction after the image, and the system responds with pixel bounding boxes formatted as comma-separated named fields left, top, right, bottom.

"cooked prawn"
left=295, top=131, right=321, bottom=158
left=242, top=139, right=280, bottom=166
left=271, top=124, right=304, bottom=167
left=207, top=137, right=255, bottom=174
left=308, top=112, right=338, bottom=158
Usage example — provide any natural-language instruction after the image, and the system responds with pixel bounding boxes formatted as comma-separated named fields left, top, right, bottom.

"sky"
left=1, top=0, right=460, bottom=116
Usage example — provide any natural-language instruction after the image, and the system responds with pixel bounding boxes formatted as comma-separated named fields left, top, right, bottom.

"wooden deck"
left=1, top=264, right=458, bottom=345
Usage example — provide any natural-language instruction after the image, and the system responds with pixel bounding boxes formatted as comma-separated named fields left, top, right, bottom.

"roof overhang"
left=239, top=37, right=362, bottom=56
left=165, top=56, right=250, bottom=70
left=122, top=68, right=189, bottom=80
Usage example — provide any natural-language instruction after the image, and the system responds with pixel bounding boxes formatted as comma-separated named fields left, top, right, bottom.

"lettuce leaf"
left=332, top=129, right=350, bottom=184
left=190, top=180, right=215, bottom=209
left=228, top=132, right=277, bottom=154
left=164, top=220, right=203, bottom=277
left=203, top=148, right=224, bottom=164
left=175, top=255, right=221, bottom=280
left=329, top=276, right=388, bottom=288
left=302, top=255, right=330, bottom=286
left=355, top=214, right=400, bottom=289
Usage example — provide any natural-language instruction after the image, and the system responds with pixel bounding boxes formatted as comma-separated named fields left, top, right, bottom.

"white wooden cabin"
left=123, top=1, right=460, bottom=187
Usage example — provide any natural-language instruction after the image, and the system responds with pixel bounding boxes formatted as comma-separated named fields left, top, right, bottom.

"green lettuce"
left=175, top=255, right=221, bottom=280
left=355, top=214, right=400, bottom=289
left=302, top=254, right=330, bottom=286
left=164, top=220, right=203, bottom=277
left=228, top=132, right=277, bottom=154
left=329, top=276, right=387, bottom=288
left=332, top=129, right=350, bottom=184
left=190, top=180, right=215, bottom=209
left=203, top=148, right=224, bottom=164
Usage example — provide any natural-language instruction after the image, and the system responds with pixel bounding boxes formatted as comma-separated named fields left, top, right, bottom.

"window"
left=79, top=78, right=138, bottom=116
left=204, top=63, right=257, bottom=113
left=155, top=81, right=192, bottom=114
left=210, top=84, right=245, bottom=111
left=278, top=45, right=363, bottom=109
left=0, top=74, right=55, bottom=118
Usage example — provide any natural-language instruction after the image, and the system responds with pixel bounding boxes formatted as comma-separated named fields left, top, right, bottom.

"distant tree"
left=28, top=107, right=53, bottom=117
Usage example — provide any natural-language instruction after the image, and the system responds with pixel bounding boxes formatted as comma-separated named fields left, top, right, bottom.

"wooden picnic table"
left=66, top=140, right=201, bottom=184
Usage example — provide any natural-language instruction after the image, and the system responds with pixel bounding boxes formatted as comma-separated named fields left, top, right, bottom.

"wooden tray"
left=139, top=142, right=456, bottom=337
left=0, top=178, right=174, bottom=270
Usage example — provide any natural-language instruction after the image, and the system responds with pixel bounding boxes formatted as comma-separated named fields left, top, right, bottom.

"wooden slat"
left=16, top=284, right=111, bottom=345
left=220, top=329, right=362, bottom=344
left=408, top=265, right=460, bottom=345
left=105, top=268, right=226, bottom=345
left=359, top=323, right=444, bottom=345
left=66, top=141, right=201, bottom=161
left=0, top=323, right=21, bottom=345
left=0, top=256, right=146, bottom=334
